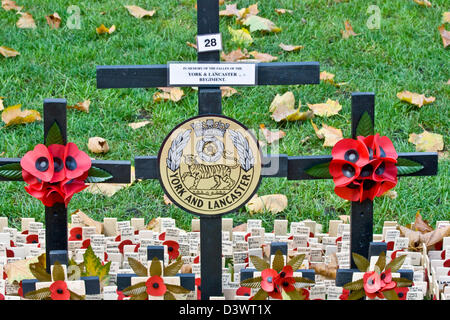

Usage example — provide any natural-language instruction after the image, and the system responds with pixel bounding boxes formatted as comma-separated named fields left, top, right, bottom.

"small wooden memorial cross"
left=0, top=99, right=131, bottom=272
left=96, top=0, right=319, bottom=300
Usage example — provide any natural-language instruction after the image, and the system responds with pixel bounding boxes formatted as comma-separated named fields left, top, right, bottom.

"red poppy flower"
left=60, top=173, right=89, bottom=207
left=444, top=259, right=450, bottom=268
left=339, top=288, right=350, bottom=300
left=49, top=280, right=70, bottom=300
left=3, top=271, right=7, bottom=279
left=386, top=241, right=394, bottom=251
left=193, top=256, right=200, bottom=264
left=441, top=250, right=446, bottom=259
left=21, top=144, right=55, bottom=182
left=47, top=144, right=66, bottom=183
left=146, top=276, right=167, bottom=296
left=163, top=240, right=180, bottom=260
left=300, top=288, right=310, bottom=300
left=6, top=249, right=14, bottom=258
left=117, top=290, right=125, bottom=300
left=391, top=249, right=403, bottom=260
left=363, top=271, right=382, bottom=299
left=330, top=134, right=398, bottom=202
left=261, top=269, right=279, bottom=293
left=134, top=243, right=141, bottom=253
left=236, top=287, right=251, bottom=296
left=380, top=269, right=396, bottom=291
left=245, top=233, right=251, bottom=242
left=118, top=240, right=134, bottom=254
left=26, top=234, right=39, bottom=244
left=10, top=240, right=15, bottom=247
left=158, top=232, right=166, bottom=241
left=81, top=239, right=91, bottom=249
left=104, top=252, right=108, bottom=261
left=114, top=235, right=121, bottom=242
left=69, top=227, right=83, bottom=241
left=195, top=278, right=202, bottom=300
left=394, top=287, right=409, bottom=300
left=434, top=240, right=443, bottom=250
left=63, top=143, right=91, bottom=180
left=267, top=286, right=282, bottom=299
left=0, top=293, right=4, bottom=300
left=276, top=266, right=296, bottom=293
left=18, top=281, right=23, bottom=297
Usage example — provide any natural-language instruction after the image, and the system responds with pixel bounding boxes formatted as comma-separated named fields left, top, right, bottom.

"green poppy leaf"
left=52, top=262, right=65, bottom=281
left=385, top=254, right=406, bottom=273
left=122, top=282, right=147, bottom=296
left=130, top=292, right=148, bottom=300
left=356, top=111, right=374, bottom=137
left=164, top=256, right=184, bottom=276
left=45, top=121, right=64, bottom=146
left=375, top=252, right=386, bottom=271
left=166, top=284, right=191, bottom=294
left=128, top=257, right=148, bottom=277
left=69, top=290, right=85, bottom=300
left=164, top=291, right=176, bottom=300
left=396, top=158, right=424, bottom=176
left=85, top=167, right=113, bottom=183
left=29, top=262, right=51, bottom=282
left=0, top=163, right=23, bottom=180
left=382, top=289, right=399, bottom=300
left=305, top=161, right=332, bottom=178
left=347, top=289, right=365, bottom=300
left=287, top=254, right=306, bottom=271
left=149, top=257, right=162, bottom=277
left=392, top=277, right=413, bottom=287
left=352, top=253, right=370, bottom=272
left=24, top=287, right=52, bottom=300
left=240, top=276, right=262, bottom=289
left=272, top=250, right=285, bottom=272
left=343, top=279, right=364, bottom=291
left=250, top=255, right=270, bottom=272
left=252, top=288, right=269, bottom=300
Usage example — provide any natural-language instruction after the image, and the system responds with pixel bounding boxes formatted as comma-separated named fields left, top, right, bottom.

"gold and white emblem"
left=158, top=115, right=261, bottom=216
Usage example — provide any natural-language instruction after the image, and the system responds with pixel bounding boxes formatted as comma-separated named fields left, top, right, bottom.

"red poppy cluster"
left=363, top=269, right=397, bottom=299
left=329, top=134, right=398, bottom=202
left=20, top=143, right=92, bottom=207
left=260, top=265, right=296, bottom=299
left=145, top=276, right=167, bottom=297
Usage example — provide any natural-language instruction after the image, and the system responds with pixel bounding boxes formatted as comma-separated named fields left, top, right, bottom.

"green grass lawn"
left=0, top=0, right=448, bottom=233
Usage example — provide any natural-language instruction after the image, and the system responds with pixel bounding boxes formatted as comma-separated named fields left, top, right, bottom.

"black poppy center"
left=283, top=281, right=289, bottom=287
left=342, top=164, right=355, bottom=178
left=347, top=182, right=360, bottom=189
left=280, top=272, right=286, bottom=278
left=168, top=247, right=173, bottom=252
left=65, top=156, right=77, bottom=171
left=56, top=289, right=64, bottom=294
left=379, top=147, right=386, bottom=158
left=344, top=149, right=359, bottom=163
left=267, top=277, right=273, bottom=283
left=398, top=292, right=404, bottom=298
left=360, top=164, right=373, bottom=177
left=76, top=234, right=82, bottom=240
left=35, top=157, right=49, bottom=172
left=368, top=279, right=374, bottom=285
left=380, top=273, right=386, bottom=280
left=375, top=162, right=385, bottom=175
left=54, top=157, right=64, bottom=172
left=244, top=293, right=250, bottom=296
left=363, top=180, right=376, bottom=190
left=32, top=240, right=37, bottom=244
left=367, top=147, right=374, bottom=160
left=153, top=283, right=159, bottom=289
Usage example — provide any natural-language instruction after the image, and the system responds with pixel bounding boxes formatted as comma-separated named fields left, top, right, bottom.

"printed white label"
left=169, top=63, right=256, bottom=86
left=196, top=33, right=223, bottom=53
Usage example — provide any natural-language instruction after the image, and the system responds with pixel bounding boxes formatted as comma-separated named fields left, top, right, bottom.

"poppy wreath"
left=121, top=256, right=191, bottom=300
left=240, top=250, right=315, bottom=300
left=341, top=252, right=413, bottom=300
left=305, top=111, right=426, bottom=202
left=0, top=122, right=114, bottom=207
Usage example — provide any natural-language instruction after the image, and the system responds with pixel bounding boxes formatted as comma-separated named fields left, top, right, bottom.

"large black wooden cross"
left=96, top=0, right=319, bottom=300
left=0, top=99, right=131, bottom=272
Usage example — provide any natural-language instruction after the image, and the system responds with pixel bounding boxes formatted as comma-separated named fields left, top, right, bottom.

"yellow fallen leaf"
left=311, top=120, right=343, bottom=147
left=153, top=87, right=184, bottom=102
left=279, top=43, right=304, bottom=52
left=259, top=124, right=286, bottom=144
left=246, top=194, right=288, bottom=214
left=219, top=3, right=240, bottom=17
left=269, top=92, right=314, bottom=122
left=71, top=209, right=103, bottom=234
left=444, top=12, right=450, bottom=23
left=220, top=86, right=238, bottom=97
left=128, top=120, right=151, bottom=130
left=438, top=24, right=450, bottom=48
left=221, top=48, right=250, bottom=62
left=1, top=104, right=41, bottom=126
left=320, top=71, right=335, bottom=84
left=16, top=12, right=36, bottom=29
left=124, top=5, right=155, bottom=18
left=413, top=0, right=432, bottom=7
left=88, top=137, right=110, bottom=154
left=341, top=20, right=359, bottom=39
left=242, top=15, right=281, bottom=33
left=67, top=100, right=90, bottom=113
left=45, top=12, right=61, bottom=29
left=146, top=217, right=160, bottom=231
left=275, top=8, right=293, bottom=14
left=307, top=99, right=342, bottom=117
left=96, top=24, right=116, bottom=35
left=5, top=255, right=40, bottom=283
left=0, top=46, right=20, bottom=58
left=408, top=130, right=444, bottom=152
left=237, top=3, right=259, bottom=21
left=228, top=26, right=253, bottom=46
left=396, top=90, right=435, bottom=108
left=1, top=0, right=22, bottom=11
left=86, top=166, right=135, bottom=197
left=249, top=51, right=277, bottom=62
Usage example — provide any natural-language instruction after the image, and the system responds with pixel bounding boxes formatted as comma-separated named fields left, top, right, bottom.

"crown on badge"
left=191, top=119, right=230, bottom=137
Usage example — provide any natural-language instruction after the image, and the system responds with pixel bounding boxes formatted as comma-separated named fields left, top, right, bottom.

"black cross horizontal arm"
left=96, top=62, right=320, bottom=89
left=134, top=152, right=438, bottom=180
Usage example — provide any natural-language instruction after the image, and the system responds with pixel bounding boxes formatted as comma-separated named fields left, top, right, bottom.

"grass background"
left=0, top=0, right=448, bottom=233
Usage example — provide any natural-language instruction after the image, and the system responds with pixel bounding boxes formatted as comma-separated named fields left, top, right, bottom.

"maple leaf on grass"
left=86, top=167, right=135, bottom=197
left=279, top=43, right=304, bottom=52
left=153, top=87, right=184, bottom=102
left=96, top=24, right=116, bottom=35
left=220, top=86, right=238, bottom=98
left=45, top=12, right=61, bottom=29
left=0, top=46, right=19, bottom=58
left=219, top=3, right=240, bottom=17
left=124, top=5, right=155, bottom=19
left=341, top=20, right=359, bottom=39
left=408, top=130, right=443, bottom=152
left=275, top=8, right=293, bottom=15
left=307, top=99, right=342, bottom=117
left=311, top=120, right=343, bottom=147
left=88, top=137, right=110, bottom=154
left=269, top=92, right=314, bottom=122
left=221, top=48, right=250, bottom=62
left=242, top=15, right=281, bottom=33
left=249, top=51, right=277, bottom=62
left=246, top=194, right=288, bottom=215
left=228, top=26, right=253, bottom=46
left=67, top=100, right=90, bottom=113
left=2, top=0, right=22, bottom=11
left=259, top=124, right=286, bottom=145
left=438, top=24, right=450, bottom=48
left=2, top=104, right=41, bottom=126
left=443, top=12, right=450, bottom=23
left=413, top=0, right=432, bottom=7
left=396, top=90, right=435, bottom=108
left=17, top=12, right=36, bottom=29
left=128, top=120, right=152, bottom=130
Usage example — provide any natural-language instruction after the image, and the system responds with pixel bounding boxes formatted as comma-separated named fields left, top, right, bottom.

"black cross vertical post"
left=96, top=1, right=319, bottom=300
left=0, top=99, right=132, bottom=272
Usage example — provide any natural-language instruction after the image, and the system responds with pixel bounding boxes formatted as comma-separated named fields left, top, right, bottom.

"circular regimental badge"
left=158, top=115, right=262, bottom=216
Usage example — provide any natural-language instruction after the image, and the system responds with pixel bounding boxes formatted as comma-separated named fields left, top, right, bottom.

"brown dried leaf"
left=414, top=0, right=432, bottom=7
left=5, top=256, right=40, bottom=283
left=341, top=20, right=359, bottom=39
left=68, top=100, right=90, bottom=113
left=86, top=166, right=135, bottom=197
left=220, top=86, right=238, bottom=97
left=249, top=51, right=277, bottom=62
left=307, top=99, right=342, bottom=117
left=2, top=0, right=22, bottom=11
left=246, top=194, right=288, bottom=214
left=311, top=260, right=337, bottom=279
left=128, top=120, right=151, bottom=130
left=232, top=223, right=247, bottom=233
left=124, top=5, right=155, bottom=18
left=0, top=46, right=20, bottom=58
left=88, top=137, right=109, bottom=154
left=186, top=41, right=197, bottom=50
left=96, top=24, right=116, bottom=35
left=1, top=104, right=41, bottom=126
left=399, top=225, right=450, bottom=250
left=71, top=209, right=103, bottom=234
left=408, top=130, right=444, bottom=152
left=411, top=211, right=433, bottom=234
left=220, top=48, right=250, bottom=62
left=311, top=121, right=343, bottom=147
left=279, top=43, right=304, bottom=52
left=438, top=24, right=450, bottom=48
left=320, top=71, right=335, bottom=84
left=154, top=87, right=184, bottom=102
left=269, top=92, right=314, bottom=122
left=396, top=90, right=435, bottom=108
left=275, top=8, right=293, bottom=14
left=146, top=217, right=160, bottom=231
left=17, top=12, right=36, bottom=29
left=259, top=124, right=285, bottom=144
left=219, top=3, right=240, bottom=17
left=45, top=12, right=61, bottom=29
